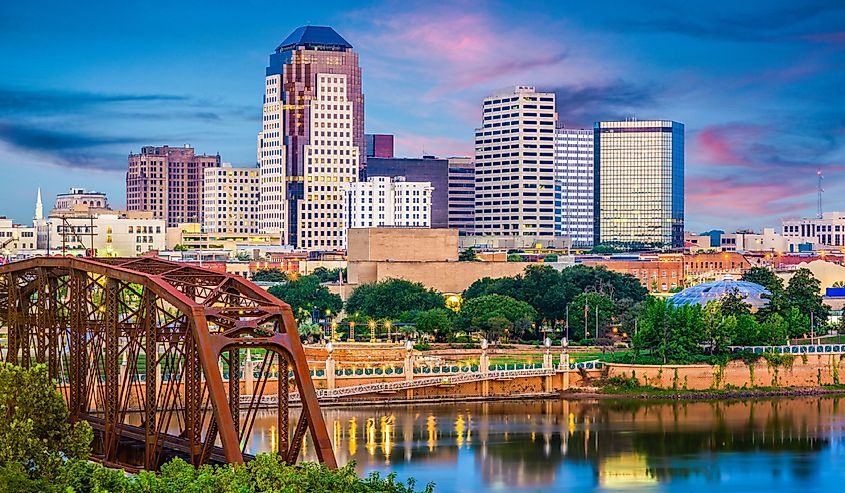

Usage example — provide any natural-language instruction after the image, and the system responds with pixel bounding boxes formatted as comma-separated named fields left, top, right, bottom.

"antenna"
left=818, top=169, right=824, bottom=219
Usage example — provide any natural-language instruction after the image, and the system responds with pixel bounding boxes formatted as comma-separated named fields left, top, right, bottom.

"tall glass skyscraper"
left=257, top=26, right=364, bottom=250
left=594, top=120, right=684, bottom=249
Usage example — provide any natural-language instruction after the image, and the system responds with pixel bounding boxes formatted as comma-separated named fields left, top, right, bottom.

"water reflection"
left=247, top=397, right=845, bottom=492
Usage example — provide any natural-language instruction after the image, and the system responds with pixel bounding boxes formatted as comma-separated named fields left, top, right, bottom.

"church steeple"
left=34, top=188, right=44, bottom=222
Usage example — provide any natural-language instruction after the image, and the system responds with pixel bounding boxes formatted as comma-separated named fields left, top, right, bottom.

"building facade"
left=365, top=134, right=394, bottom=158
left=48, top=210, right=166, bottom=257
left=782, top=213, right=845, bottom=252
left=554, top=126, right=594, bottom=247
left=474, top=86, right=557, bottom=237
left=720, top=228, right=787, bottom=253
left=126, top=145, right=220, bottom=227
left=257, top=26, right=364, bottom=250
left=202, top=164, right=260, bottom=234
left=54, top=188, right=110, bottom=212
left=366, top=156, right=448, bottom=228
left=344, top=176, right=432, bottom=228
left=594, top=120, right=684, bottom=249
left=0, top=217, right=38, bottom=256
left=447, top=157, right=475, bottom=234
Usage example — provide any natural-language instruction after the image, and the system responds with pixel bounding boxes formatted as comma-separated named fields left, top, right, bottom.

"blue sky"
left=1, top=0, right=843, bottom=232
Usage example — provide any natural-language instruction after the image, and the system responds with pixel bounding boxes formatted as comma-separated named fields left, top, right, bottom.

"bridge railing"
left=728, top=344, right=845, bottom=355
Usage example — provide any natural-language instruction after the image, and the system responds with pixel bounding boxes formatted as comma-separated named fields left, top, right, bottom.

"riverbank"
left=562, top=385, right=845, bottom=401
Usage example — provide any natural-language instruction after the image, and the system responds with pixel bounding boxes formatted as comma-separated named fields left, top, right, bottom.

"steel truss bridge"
left=0, top=257, right=336, bottom=471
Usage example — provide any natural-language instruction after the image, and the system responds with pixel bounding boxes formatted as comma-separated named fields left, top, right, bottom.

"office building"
left=202, top=164, right=260, bottom=234
left=782, top=213, right=845, bottom=252
left=366, top=156, right=449, bottom=228
left=54, top=188, right=111, bottom=212
left=48, top=209, right=166, bottom=257
left=594, top=120, right=684, bottom=249
left=126, top=145, right=220, bottom=227
left=365, top=134, right=394, bottom=158
left=554, top=126, right=594, bottom=247
left=0, top=217, right=37, bottom=255
left=474, top=86, right=557, bottom=237
left=257, top=25, right=364, bottom=250
left=447, top=157, right=475, bottom=234
left=345, top=176, right=432, bottom=228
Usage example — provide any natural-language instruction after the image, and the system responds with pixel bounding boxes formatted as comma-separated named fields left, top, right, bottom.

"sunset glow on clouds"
left=0, top=0, right=843, bottom=232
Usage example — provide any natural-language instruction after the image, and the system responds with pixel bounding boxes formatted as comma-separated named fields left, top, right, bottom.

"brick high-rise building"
left=257, top=26, right=364, bottom=250
left=126, top=145, right=220, bottom=227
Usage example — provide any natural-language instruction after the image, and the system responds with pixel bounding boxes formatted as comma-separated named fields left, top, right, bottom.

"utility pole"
left=565, top=305, right=569, bottom=343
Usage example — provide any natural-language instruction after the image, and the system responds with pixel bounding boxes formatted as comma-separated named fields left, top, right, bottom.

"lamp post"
left=404, top=339, right=414, bottom=381
left=349, top=321, right=355, bottom=342
left=385, top=321, right=392, bottom=342
left=543, top=337, right=552, bottom=369
left=560, top=337, right=569, bottom=369
left=325, top=341, right=336, bottom=389
left=369, top=320, right=376, bottom=343
left=330, top=321, right=338, bottom=342
left=480, top=338, right=489, bottom=374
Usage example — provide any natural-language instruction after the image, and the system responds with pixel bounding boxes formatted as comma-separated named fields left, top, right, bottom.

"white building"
left=782, top=213, right=845, bottom=252
left=554, top=126, right=594, bottom=247
left=0, top=217, right=38, bottom=257
left=720, top=228, right=788, bottom=253
left=53, top=187, right=110, bottom=212
left=48, top=210, right=165, bottom=257
left=474, top=86, right=557, bottom=238
left=345, top=177, right=432, bottom=228
left=203, top=164, right=260, bottom=234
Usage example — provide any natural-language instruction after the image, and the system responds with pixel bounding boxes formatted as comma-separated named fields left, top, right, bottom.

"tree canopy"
left=267, top=275, right=343, bottom=323
left=346, top=279, right=445, bottom=320
left=459, top=294, right=536, bottom=341
left=252, top=268, right=289, bottom=283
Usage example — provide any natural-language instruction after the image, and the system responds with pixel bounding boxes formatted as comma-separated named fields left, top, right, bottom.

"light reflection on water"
left=246, top=397, right=845, bottom=492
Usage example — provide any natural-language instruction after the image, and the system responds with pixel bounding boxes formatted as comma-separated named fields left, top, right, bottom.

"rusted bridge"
left=0, top=256, right=335, bottom=471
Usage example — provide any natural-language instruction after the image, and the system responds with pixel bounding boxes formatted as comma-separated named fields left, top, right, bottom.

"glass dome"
left=670, top=279, right=771, bottom=309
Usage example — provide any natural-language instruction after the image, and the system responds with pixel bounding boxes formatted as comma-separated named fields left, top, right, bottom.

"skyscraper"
left=554, top=126, right=594, bottom=247
left=366, top=156, right=449, bottom=228
left=126, top=145, right=220, bottom=227
left=257, top=26, right=364, bottom=250
left=365, top=134, right=394, bottom=158
left=474, top=86, right=557, bottom=237
left=594, top=120, right=684, bottom=249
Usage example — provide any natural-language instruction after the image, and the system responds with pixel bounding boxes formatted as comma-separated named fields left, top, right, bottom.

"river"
left=245, top=397, right=845, bottom=492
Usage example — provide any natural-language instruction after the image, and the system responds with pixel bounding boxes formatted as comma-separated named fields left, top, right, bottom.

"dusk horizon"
left=1, top=0, right=844, bottom=232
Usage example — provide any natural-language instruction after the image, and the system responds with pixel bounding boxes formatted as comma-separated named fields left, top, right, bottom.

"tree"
left=173, top=243, right=189, bottom=251
left=567, top=292, right=615, bottom=341
left=414, top=308, right=455, bottom=340
left=733, top=314, right=760, bottom=346
left=544, top=254, right=559, bottom=263
left=633, top=298, right=705, bottom=363
left=507, top=254, right=523, bottom=262
left=268, top=275, right=343, bottom=324
left=235, top=250, right=252, bottom=261
left=252, top=268, right=288, bottom=283
left=742, top=267, right=785, bottom=294
left=458, top=248, right=480, bottom=261
left=785, top=268, right=830, bottom=328
left=758, top=313, right=789, bottom=346
left=720, top=289, right=752, bottom=318
left=0, top=364, right=92, bottom=486
left=702, top=301, right=736, bottom=354
left=782, top=306, right=810, bottom=339
left=311, top=267, right=346, bottom=284
left=345, top=279, right=445, bottom=320
left=459, top=294, right=536, bottom=341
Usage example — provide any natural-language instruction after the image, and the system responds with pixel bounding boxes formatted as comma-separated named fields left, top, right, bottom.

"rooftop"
left=276, top=26, right=352, bottom=52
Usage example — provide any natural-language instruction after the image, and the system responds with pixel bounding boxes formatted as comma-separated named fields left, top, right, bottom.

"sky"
left=0, top=0, right=843, bottom=232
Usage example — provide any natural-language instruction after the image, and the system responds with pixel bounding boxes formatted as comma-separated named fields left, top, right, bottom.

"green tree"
left=458, top=248, right=479, bottom=261
left=782, top=306, right=810, bottom=339
left=268, top=275, right=343, bottom=324
left=411, top=308, right=455, bottom=341
left=544, top=254, right=559, bottom=262
left=702, top=301, right=737, bottom=354
left=758, top=313, right=789, bottom=346
left=346, top=279, right=445, bottom=320
left=785, top=268, right=830, bottom=327
left=0, top=364, right=92, bottom=486
left=720, top=289, right=752, bottom=318
left=733, top=313, right=761, bottom=346
left=252, top=268, right=289, bottom=283
left=742, top=266, right=785, bottom=315
left=311, top=267, right=346, bottom=283
left=459, top=294, right=536, bottom=341
left=633, top=299, right=705, bottom=363
left=567, top=292, right=615, bottom=341
left=235, top=250, right=252, bottom=261
left=507, top=254, right=523, bottom=262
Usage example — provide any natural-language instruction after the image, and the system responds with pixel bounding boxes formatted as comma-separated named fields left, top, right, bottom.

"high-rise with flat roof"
left=447, top=157, right=475, bottom=234
left=257, top=25, right=364, bottom=250
left=344, top=176, right=432, bottom=228
left=365, top=134, right=394, bottom=158
left=202, top=164, right=260, bottom=234
left=474, top=86, right=557, bottom=237
left=554, top=127, right=594, bottom=247
left=366, top=156, right=449, bottom=228
left=126, top=145, right=220, bottom=227
left=594, top=120, right=684, bottom=249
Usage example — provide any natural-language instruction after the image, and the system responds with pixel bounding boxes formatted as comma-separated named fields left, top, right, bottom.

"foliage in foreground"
left=0, top=364, right=433, bottom=493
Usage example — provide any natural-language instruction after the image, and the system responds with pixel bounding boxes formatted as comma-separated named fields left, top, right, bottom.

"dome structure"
left=670, top=278, right=771, bottom=310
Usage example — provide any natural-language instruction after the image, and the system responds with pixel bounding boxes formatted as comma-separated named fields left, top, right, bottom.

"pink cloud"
left=687, top=176, right=814, bottom=220
left=393, top=131, right=473, bottom=158
left=693, top=124, right=763, bottom=167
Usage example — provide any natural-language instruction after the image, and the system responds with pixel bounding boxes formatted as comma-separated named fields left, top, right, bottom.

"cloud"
left=0, top=87, right=186, bottom=115
left=0, top=121, right=150, bottom=171
left=393, top=131, right=473, bottom=158
left=686, top=176, right=814, bottom=220
left=548, top=81, right=658, bottom=126
left=624, top=1, right=845, bottom=42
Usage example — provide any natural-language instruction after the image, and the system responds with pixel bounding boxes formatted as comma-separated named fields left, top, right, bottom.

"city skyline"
left=1, top=0, right=843, bottom=232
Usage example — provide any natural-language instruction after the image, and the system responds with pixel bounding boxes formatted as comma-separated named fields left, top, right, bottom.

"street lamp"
left=368, top=320, right=377, bottom=342
left=330, top=321, right=338, bottom=341
left=385, top=320, right=392, bottom=341
left=349, top=321, right=355, bottom=341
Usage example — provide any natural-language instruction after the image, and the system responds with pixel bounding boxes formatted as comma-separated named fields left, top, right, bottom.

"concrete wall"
left=347, top=228, right=459, bottom=262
